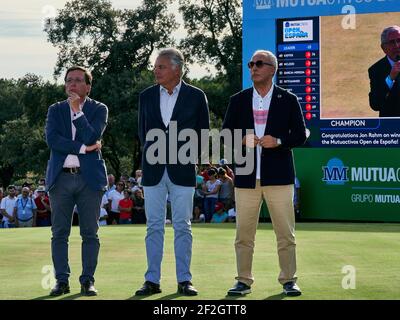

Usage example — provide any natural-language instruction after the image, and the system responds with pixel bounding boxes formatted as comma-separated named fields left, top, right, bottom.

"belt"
left=62, top=167, right=81, bottom=174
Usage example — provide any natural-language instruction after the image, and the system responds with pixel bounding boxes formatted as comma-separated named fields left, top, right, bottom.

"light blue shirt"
left=15, top=197, right=37, bottom=220
left=385, top=56, right=396, bottom=89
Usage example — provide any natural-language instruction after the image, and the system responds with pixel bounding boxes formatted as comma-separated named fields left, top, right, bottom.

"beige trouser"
left=234, top=181, right=297, bottom=286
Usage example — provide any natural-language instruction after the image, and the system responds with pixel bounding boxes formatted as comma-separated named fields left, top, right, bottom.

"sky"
left=0, top=0, right=215, bottom=82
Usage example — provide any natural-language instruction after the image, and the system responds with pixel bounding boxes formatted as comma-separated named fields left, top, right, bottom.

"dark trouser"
left=49, top=172, right=102, bottom=284
left=107, top=211, right=120, bottom=225
left=203, top=198, right=217, bottom=222
left=36, top=217, right=51, bottom=227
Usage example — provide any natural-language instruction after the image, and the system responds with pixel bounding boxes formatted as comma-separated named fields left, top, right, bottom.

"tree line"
left=0, top=0, right=241, bottom=187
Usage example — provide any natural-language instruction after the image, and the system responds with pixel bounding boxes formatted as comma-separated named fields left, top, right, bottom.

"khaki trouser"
left=234, top=181, right=297, bottom=286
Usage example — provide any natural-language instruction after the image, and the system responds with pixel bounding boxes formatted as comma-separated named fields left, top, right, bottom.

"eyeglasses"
left=247, top=60, right=274, bottom=69
left=384, top=38, right=400, bottom=46
left=65, top=78, right=86, bottom=84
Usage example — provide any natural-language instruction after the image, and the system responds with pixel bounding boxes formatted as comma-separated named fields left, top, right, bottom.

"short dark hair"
left=64, top=66, right=93, bottom=85
left=218, top=167, right=226, bottom=175
left=7, top=185, right=15, bottom=190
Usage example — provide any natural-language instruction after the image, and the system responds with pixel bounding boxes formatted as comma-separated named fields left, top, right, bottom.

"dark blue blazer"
left=368, top=56, right=400, bottom=117
left=138, top=81, right=210, bottom=187
left=45, top=98, right=108, bottom=191
left=222, top=85, right=307, bottom=188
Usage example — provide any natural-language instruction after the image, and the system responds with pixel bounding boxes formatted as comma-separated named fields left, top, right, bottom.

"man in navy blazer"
left=368, top=25, right=400, bottom=117
left=223, top=50, right=307, bottom=297
left=135, top=48, right=209, bottom=296
left=45, top=66, right=108, bottom=297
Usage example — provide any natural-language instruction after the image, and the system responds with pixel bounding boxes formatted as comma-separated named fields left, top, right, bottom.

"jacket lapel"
left=62, top=101, right=72, bottom=140
left=152, top=85, right=165, bottom=129
left=264, top=85, right=279, bottom=136
left=169, top=81, right=188, bottom=124
left=244, top=88, right=255, bottom=131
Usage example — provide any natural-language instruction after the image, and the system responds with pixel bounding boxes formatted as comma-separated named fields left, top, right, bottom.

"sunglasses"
left=247, top=60, right=274, bottom=69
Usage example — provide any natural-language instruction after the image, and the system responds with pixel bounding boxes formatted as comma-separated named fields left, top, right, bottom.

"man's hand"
left=86, top=141, right=102, bottom=152
left=259, top=135, right=279, bottom=148
left=67, top=91, right=81, bottom=113
left=242, top=134, right=260, bottom=148
left=390, top=61, right=400, bottom=81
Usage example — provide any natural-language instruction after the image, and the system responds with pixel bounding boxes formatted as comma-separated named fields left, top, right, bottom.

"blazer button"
left=165, top=130, right=169, bottom=134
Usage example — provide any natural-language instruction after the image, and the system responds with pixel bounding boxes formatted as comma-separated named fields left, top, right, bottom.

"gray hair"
left=252, top=50, right=278, bottom=73
left=381, top=25, right=400, bottom=45
left=157, top=48, right=185, bottom=73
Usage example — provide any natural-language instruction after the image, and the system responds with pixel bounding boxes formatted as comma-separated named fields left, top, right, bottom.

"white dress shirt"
left=63, top=100, right=87, bottom=168
left=160, top=81, right=182, bottom=127
left=253, top=85, right=274, bottom=180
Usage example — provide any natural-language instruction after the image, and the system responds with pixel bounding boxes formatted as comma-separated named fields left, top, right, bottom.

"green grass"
left=0, top=223, right=399, bottom=300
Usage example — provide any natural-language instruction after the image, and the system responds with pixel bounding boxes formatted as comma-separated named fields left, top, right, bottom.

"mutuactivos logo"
left=254, top=0, right=273, bottom=9
left=322, top=158, right=400, bottom=185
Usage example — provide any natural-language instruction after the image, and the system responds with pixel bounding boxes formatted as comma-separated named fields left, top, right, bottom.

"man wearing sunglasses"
left=223, top=50, right=307, bottom=297
left=369, top=25, right=400, bottom=117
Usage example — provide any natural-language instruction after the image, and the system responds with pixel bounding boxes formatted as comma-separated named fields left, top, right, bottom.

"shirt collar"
left=387, top=56, right=396, bottom=67
left=69, top=97, right=86, bottom=115
left=253, top=84, right=274, bottom=100
left=160, top=81, right=182, bottom=95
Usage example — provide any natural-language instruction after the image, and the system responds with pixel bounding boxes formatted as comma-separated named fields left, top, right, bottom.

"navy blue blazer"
left=222, top=85, right=307, bottom=188
left=368, top=56, right=400, bottom=117
left=138, top=81, right=210, bottom=187
left=45, top=98, right=108, bottom=191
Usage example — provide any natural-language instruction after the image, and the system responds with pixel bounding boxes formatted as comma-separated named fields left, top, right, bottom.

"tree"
left=179, top=0, right=242, bottom=116
left=44, top=0, right=178, bottom=178
left=0, top=117, right=48, bottom=184
left=0, top=79, right=25, bottom=186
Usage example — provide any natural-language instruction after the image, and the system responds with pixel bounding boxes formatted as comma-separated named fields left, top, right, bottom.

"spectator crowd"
left=0, top=161, right=239, bottom=229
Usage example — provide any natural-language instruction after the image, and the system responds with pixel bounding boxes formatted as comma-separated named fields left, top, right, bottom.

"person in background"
left=131, top=189, right=146, bottom=224
left=0, top=187, right=3, bottom=227
left=13, top=187, right=37, bottom=228
left=34, top=186, right=51, bottom=227
left=107, top=181, right=125, bottom=225
left=135, top=170, right=143, bottom=187
left=211, top=202, right=228, bottom=223
left=118, top=189, right=133, bottom=224
left=0, top=185, right=17, bottom=228
left=99, top=192, right=108, bottom=226
left=202, top=168, right=221, bottom=222
left=217, top=167, right=234, bottom=210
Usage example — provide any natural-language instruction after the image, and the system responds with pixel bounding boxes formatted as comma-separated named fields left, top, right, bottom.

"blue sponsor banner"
left=245, top=0, right=398, bottom=20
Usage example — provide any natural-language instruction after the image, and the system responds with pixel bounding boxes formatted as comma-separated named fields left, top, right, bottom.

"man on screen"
left=369, top=25, right=400, bottom=117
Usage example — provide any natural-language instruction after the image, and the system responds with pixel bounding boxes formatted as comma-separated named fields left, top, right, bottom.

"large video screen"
left=275, top=12, right=400, bottom=148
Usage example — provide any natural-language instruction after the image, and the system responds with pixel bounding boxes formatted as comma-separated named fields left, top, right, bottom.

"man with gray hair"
left=136, top=48, right=210, bottom=296
left=369, top=25, right=400, bottom=117
left=223, top=49, right=307, bottom=297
